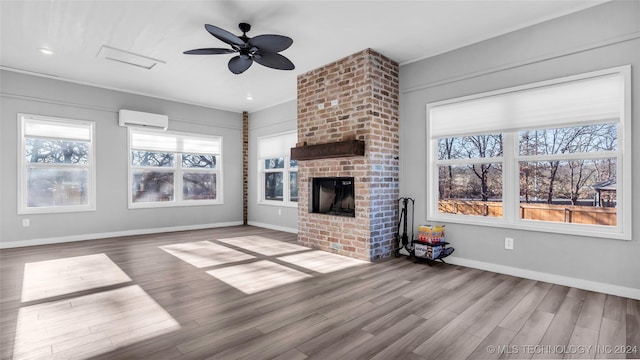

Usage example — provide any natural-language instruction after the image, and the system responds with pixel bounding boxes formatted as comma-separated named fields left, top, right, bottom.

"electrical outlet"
left=317, top=103, right=325, bottom=110
left=330, top=99, right=339, bottom=107
left=505, top=237, right=514, bottom=250
left=278, top=208, right=282, bottom=215
left=22, top=219, right=30, bottom=227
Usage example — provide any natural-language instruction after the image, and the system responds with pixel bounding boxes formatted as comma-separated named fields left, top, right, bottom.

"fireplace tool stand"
left=395, top=197, right=415, bottom=257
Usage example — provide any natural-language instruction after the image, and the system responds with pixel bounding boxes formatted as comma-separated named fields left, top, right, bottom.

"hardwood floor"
left=1, top=225, right=638, bottom=360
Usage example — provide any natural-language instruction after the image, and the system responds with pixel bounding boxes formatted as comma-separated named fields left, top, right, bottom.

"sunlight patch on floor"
left=218, top=235, right=310, bottom=256
left=277, top=250, right=369, bottom=274
left=21, top=253, right=132, bottom=302
left=160, top=240, right=255, bottom=268
left=13, top=285, right=180, bottom=360
left=206, top=260, right=312, bottom=294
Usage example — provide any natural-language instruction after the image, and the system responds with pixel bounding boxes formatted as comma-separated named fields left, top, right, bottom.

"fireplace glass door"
left=311, top=177, right=355, bottom=217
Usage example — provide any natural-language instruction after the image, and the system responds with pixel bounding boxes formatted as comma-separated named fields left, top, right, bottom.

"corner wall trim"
left=0, top=221, right=243, bottom=249
left=247, top=221, right=298, bottom=234
left=0, top=92, right=242, bottom=131
left=401, top=32, right=640, bottom=95
left=445, top=256, right=640, bottom=300
left=0, top=66, right=242, bottom=114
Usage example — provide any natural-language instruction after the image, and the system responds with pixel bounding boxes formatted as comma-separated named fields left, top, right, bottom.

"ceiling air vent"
left=97, top=45, right=165, bottom=70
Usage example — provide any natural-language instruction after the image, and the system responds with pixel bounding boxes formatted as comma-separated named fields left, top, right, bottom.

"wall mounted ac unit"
left=118, top=109, right=168, bottom=130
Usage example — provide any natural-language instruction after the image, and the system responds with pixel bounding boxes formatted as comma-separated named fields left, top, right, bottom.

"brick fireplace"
left=295, top=49, right=400, bottom=261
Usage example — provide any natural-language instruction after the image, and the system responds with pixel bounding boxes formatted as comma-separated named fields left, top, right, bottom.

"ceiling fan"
left=184, top=23, right=294, bottom=74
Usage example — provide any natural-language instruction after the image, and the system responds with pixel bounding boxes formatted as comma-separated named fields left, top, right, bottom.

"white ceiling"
left=1, top=0, right=607, bottom=113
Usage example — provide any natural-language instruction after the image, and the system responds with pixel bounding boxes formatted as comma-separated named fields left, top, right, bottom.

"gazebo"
left=592, top=178, right=616, bottom=207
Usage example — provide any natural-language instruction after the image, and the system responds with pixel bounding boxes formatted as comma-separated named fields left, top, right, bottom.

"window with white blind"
left=257, top=131, right=298, bottom=206
left=128, top=128, right=222, bottom=208
left=18, top=114, right=96, bottom=214
left=426, top=66, right=631, bottom=240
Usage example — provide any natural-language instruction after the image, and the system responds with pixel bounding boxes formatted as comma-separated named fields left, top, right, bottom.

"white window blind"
left=130, top=129, right=220, bottom=154
left=23, top=117, right=92, bottom=141
left=428, top=71, right=624, bottom=139
left=258, top=131, right=297, bottom=158
left=183, top=137, right=220, bottom=154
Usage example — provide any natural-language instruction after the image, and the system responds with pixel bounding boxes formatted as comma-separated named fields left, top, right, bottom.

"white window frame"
left=17, top=113, right=97, bottom=214
left=257, top=131, right=298, bottom=207
left=127, top=127, right=223, bottom=209
left=426, top=66, right=631, bottom=240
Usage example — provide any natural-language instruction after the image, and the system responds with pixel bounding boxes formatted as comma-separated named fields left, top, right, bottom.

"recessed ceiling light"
left=38, top=48, right=55, bottom=55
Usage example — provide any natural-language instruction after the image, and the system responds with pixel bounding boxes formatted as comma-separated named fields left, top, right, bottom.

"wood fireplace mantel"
left=291, top=139, right=365, bottom=160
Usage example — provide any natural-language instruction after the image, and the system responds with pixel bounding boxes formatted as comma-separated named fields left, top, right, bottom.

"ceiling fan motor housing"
left=239, top=22, right=251, bottom=34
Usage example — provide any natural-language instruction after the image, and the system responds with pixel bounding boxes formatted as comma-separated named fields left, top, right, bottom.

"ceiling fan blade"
left=254, top=52, right=295, bottom=70
left=228, top=55, right=253, bottom=74
left=248, top=34, right=293, bottom=53
left=205, top=24, right=246, bottom=47
left=183, top=48, right=235, bottom=55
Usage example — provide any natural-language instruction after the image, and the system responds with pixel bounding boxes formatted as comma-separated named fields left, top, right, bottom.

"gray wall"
left=399, top=1, right=640, bottom=290
left=1, top=70, right=243, bottom=246
left=248, top=100, right=298, bottom=232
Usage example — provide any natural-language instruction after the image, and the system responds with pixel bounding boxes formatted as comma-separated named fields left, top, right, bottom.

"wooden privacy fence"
left=439, top=200, right=503, bottom=217
left=519, top=203, right=616, bottom=226
left=439, top=200, right=616, bottom=226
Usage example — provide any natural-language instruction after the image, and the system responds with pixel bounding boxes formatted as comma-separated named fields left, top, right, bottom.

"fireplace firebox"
left=311, top=177, right=355, bottom=217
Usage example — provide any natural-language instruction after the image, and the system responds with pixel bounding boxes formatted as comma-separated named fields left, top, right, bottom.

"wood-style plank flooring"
left=1, top=226, right=639, bottom=359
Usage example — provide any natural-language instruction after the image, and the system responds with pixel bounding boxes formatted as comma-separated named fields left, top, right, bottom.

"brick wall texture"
left=296, top=48, right=399, bottom=261
left=243, top=111, right=248, bottom=225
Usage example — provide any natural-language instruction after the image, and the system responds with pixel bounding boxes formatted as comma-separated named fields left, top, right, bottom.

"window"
left=18, top=114, right=96, bottom=214
left=437, top=134, right=504, bottom=217
left=128, top=128, right=222, bottom=208
left=258, top=131, right=298, bottom=206
left=427, top=66, right=631, bottom=240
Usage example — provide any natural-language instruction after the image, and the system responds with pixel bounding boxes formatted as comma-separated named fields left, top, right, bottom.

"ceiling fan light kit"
left=184, top=23, right=294, bottom=74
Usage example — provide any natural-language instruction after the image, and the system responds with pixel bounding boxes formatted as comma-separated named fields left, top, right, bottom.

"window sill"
left=129, top=200, right=223, bottom=209
left=18, top=205, right=96, bottom=215
left=257, top=201, right=298, bottom=208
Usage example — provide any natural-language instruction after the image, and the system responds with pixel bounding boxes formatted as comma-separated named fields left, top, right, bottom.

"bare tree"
left=531, top=126, right=593, bottom=203
left=463, top=134, right=502, bottom=201
left=26, top=139, right=88, bottom=164
left=132, top=151, right=173, bottom=167
left=437, top=137, right=458, bottom=199
left=182, top=154, right=216, bottom=168
left=522, top=123, right=617, bottom=205
left=24, top=139, right=90, bottom=206
left=265, top=158, right=285, bottom=200
left=566, top=124, right=615, bottom=204
left=183, top=154, right=217, bottom=199
left=566, top=160, right=595, bottom=205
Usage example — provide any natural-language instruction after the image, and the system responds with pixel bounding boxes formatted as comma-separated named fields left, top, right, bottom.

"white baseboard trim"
left=445, top=256, right=640, bottom=300
left=0, top=221, right=244, bottom=249
left=247, top=221, right=298, bottom=234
